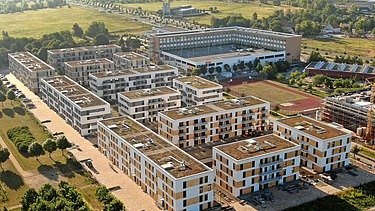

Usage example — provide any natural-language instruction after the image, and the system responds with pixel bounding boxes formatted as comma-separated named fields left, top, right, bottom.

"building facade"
left=213, top=134, right=300, bottom=197
left=158, top=97, right=270, bottom=148
left=173, top=76, right=223, bottom=107
left=89, top=65, right=179, bottom=102
left=8, top=52, right=55, bottom=93
left=64, top=58, right=115, bottom=86
left=47, top=44, right=121, bottom=70
left=273, top=115, right=352, bottom=173
left=40, top=76, right=111, bottom=136
left=97, top=116, right=214, bottom=211
left=149, top=27, right=301, bottom=71
left=118, top=86, right=181, bottom=123
left=113, top=52, right=150, bottom=69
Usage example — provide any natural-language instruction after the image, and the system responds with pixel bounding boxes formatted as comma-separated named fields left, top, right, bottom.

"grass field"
left=303, top=38, right=375, bottom=60
left=0, top=5, right=151, bottom=38
left=229, top=81, right=307, bottom=105
left=120, top=0, right=301, bottom=25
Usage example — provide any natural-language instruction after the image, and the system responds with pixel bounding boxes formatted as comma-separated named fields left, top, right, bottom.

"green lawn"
left=230, top=81, right=307, bottom=104
left=0, top=5, right=151, bottom=38
left=120, top=0, right=301, bottom=25
left=0, top=158, right=28, bottom=209
left=359, top=147, right=375, bottom=160
left=303, top=38, right=375, bottom=60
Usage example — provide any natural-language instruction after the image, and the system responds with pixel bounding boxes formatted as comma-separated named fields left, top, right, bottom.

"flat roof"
left=9, top=52, right=54, bottom=72
left=216, top=134, right=298, bottom=160
left=43, top=76, right=108, bottom=108
left=175, top=76, right=222, bottom=89
left=47, top=44, right=120, bottom=54
left=91, top=65, right=177, bottom=78
left=277, top=116, right=348, bottom=140
left=64, top=58, right=114, bottom=67
left=100, top=116, right=210, bottom=178
left=114, top=52, right=149, bottom=61
left=161, top=96, right=268, bottom=120
left=119, top=86, right=180, bottom=100
left=152, top=26, right=300, bottom=38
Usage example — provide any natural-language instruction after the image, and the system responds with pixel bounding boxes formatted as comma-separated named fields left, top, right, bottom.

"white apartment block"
left=47, top=44, right=121, bottom=70
left=8, top=52, right=55, bottom=93
left=273, top=115, right=352, bottom=173
left=113, top=52, right=150, bottom=69
left=40, top=76, right=111, bottom=136
left=97, top=116, right=214, bottom=211
left=118, top=86, right=181, bottom=123
left=89, top=65, right=179, bottom=102
left=213, top=134, right=300, bottom=197
left=173, top=76, right=223, bottom=107
left=64, top=58, right=115, bottom=86
left=158, top=97, right=270, bottom=148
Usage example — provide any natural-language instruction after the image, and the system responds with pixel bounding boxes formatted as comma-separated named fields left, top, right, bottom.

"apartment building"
left=149, top=27, right=301, bottom=71
left=64, top=58, right=115, bottom=86
left=113, top=52, right=150, bottom=69
left=118, top=86, right=181, bottom=123
left=97, top=116, right=214, bottom=211
left=213, top=134, right=300, bottom=197
left=323, top=91, right=374, bottom=133
left=89, top=65, right=179, bottom=102
left=8, top=52, right=55, bottom=93
left=40, top=76, right=111, bottom=136
left=158, top=97, right=270, bottom=148
left=47, top=44, right=121, bottom=70
left=273, top=115, right=352, bottom=173
left=173, top=76, right=223, bottom=107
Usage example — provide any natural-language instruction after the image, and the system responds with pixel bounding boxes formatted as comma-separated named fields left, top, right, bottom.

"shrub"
left=7, top=126, right=36, bottom=154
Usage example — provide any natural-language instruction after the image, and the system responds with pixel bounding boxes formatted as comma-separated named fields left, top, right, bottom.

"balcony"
left=260, top=176, right=282, bottom=185
left=259, top=159, right=284, bottom=167
left=260, top=167, right=283, bottom=176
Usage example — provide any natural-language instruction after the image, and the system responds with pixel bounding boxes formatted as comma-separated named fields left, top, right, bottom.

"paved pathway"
left=7, top=74, right=159, bottom=211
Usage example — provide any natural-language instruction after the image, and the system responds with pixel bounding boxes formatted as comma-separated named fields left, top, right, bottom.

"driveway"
left=6, top=74, right=159, bottom=211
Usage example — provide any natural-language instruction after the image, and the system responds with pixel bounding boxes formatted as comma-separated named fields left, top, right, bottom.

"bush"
left=7, top=126, right=36, bottom=154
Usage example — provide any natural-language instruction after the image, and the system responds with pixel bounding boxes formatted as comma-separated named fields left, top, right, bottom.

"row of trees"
left=21, top=182, right=90, bottom=210
left=28, top=136, right=72, bottom=161
left=95, top=186, right=125, bottom=211
left=0, top=0, right=67, bottom=14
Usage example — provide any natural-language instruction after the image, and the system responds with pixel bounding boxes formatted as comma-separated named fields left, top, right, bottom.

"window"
left=183, top=181, right=186, bottom=189
left=183, top=191, right=186, bottom=198
left=183, top=200, right=186, bottom=207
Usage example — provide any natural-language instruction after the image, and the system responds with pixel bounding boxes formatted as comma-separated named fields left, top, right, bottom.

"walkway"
left=7, top=74, right=158, bottom=211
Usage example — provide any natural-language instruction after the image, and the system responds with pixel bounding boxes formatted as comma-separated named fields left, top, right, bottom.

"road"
left=7, top=74, right=159, bottom=211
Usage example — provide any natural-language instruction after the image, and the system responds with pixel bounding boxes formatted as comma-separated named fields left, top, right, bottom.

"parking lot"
left=231, top=163, right=375, bottom=211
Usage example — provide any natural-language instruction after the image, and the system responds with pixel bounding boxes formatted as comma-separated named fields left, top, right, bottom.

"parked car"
left=22, top=98, right=31, bottom=103
left=6, top=84, right=15, bottom=89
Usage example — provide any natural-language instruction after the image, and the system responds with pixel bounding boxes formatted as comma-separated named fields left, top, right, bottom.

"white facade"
left=118, top=86, right=181, bottom=122
left=89, top=65, right=179, bottom=102
left=8, top=52, right=55, bottom=93
left=97, top=117, right=214, bottom=211
left=273, top=115, right=352, bottom=173
left=40, top=76, right=111, bottom=136
left=173, top=76, right=223, bottom=107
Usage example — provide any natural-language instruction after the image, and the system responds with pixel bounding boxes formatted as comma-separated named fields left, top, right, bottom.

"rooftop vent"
left=108, top=124, right=118, bottom=129
left=161, top=162, right=174, bottom=170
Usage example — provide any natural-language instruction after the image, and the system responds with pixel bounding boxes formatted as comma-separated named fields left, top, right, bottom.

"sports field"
left=0, top=5, right=151, bottom=38
left=120, top=0, right=301, bottom=25
left=229, top=80, right=322, bottom=114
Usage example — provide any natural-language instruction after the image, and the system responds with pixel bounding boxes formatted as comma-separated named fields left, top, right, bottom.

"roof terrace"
left=119, top=86, right=180, bottom=100
left=65, top=58, right=114, bottom=67
left=114, top=52, right=149, bottom=61
left=9, top=52, right=54, bottom=72
left=175, top=76, right=222, bottom=89
left=100, top=116, right=210, bottom=178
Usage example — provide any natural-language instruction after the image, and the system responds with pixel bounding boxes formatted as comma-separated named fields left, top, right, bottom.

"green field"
left=0, top=5, right=151, bottom=38
left=303, top=38, right=375, bottom=60
left=120, top=0, right=301, bottom=25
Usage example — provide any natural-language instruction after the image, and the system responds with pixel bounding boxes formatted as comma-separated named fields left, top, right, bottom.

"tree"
left=0, top=148, right=10, bottom=171
left=224, top=64, right=230, bottom=71
left=85, top=21, right=109, bottom=38
left=38, top=47, right=48, bottom=62
left=191, top=68, right=201, bottom=76
left=208, top=67, right=215, bottom=75
left=72, top=23, right=84, bottom=38
left=238, top=61, right=245, bottom=70
left=308, top=51, right=327, bottom=63
left=256, top=63, right=263, bottom=73
left=42, top=139, right=57, bottom=158
left=232, top=64, right=238, bottom=72
left=93, top=34, right=109, bottom=45
left=215, top=66, right=222, bottom=74
left=351, top=145, right=361, bottom=159
left=6, top=90, right=15, bottom=106
left=21, top=188, right=38, bottom=210
left=276, top=73, right=286, bottom=83
left=105, top=198, right=125, bottom=211
left=56, top=136, right=71, bottom=154
left=272, top=0, right=281, bottom=6
left=125, top=37, right=142, bottom=49
left=28, top=142, right=44, bottom=162
left=253, top=12, right=258, bottom=20
left=95, top=186, right=111, bottom=203
left=0, top=93, right=6, bottom=107
left=312, top=75, right=327, bottom=87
